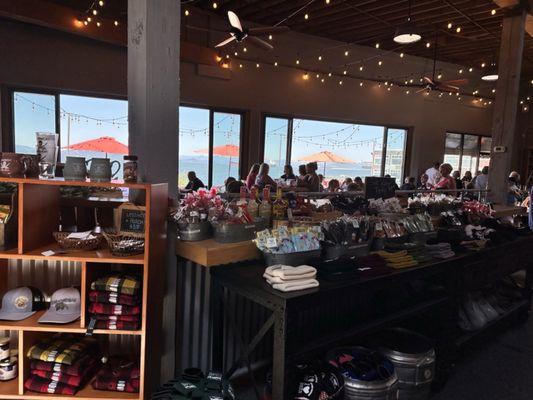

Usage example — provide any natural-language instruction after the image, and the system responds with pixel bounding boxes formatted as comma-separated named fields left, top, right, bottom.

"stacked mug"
left=63, top=156, right=120, bottom=182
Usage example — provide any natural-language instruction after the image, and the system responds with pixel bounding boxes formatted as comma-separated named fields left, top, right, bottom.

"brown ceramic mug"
left=22, top=154, right=40, bottom=178
left=0, top=153, right=26, bottom=178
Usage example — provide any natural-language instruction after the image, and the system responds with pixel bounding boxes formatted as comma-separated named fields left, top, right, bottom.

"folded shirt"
left=27, top=336, right=98, bottom=365
left=25, top=376, right=78, bottom=395
left=30, top=361, right=99, bottom=387
left=89, top=303, right=141, bottom=316
left=94, top=320, right=141, bottom=331
left=269, top=279, right=319, bottom=292
left=31, top=354, right=98, bottom=377
left=90, top=314, right=140, bottom=322
left=89, top=290, right=140, bottom=306
left=91, top=275, right=141, bottom=296
left=264, top=265, right=317, bottom=281
left=93, top=376, right=140, bottom=393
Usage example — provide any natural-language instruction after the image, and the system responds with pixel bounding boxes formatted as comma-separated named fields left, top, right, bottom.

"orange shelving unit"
left=0, top=177, right=168, bottom=400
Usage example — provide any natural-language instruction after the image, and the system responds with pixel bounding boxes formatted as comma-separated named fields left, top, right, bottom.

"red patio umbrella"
left=195, top=144, right=240, bottom=176
left=64, top=136, right=129, bottom=154
left=298, top=150, right=354, bottom=175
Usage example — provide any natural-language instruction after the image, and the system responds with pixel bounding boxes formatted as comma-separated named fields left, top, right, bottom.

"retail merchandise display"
left=255, top=226, right=323, bottom=254
left=88, top=274, right=142, bottom=331
left=263, top=264, right=319, bottom=292
left=151, top=368, right=235, bottom=399
left=0, top=337, right=17, bottom=382
left=92, top=359, right=140, bottom=393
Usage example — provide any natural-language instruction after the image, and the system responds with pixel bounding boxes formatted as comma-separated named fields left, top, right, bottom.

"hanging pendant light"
left=393, top=0, right=422, bottom=44
left=481, top=62, right=498, bottom=81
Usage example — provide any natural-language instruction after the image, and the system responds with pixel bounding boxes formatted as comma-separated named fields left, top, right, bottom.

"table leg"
left=271, top=305, right=287, bottom=400
left=211, top=278, right=225, bottom=371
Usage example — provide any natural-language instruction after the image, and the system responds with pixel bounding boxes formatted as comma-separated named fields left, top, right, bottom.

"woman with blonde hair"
left=435, top=163, right=456, bottom=191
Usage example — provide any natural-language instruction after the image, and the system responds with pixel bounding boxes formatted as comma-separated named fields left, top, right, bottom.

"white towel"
left=270, top=279, right=319, bottom=292
left=265, top=265, right=317, bottom=280
left=263, top=271, right=316, bottom=283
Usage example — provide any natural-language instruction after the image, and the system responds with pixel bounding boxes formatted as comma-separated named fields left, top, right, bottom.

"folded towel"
left=270, top=279, right=319, bottom=292
left=264, top=265, right=317, bottom=280
left=263, top=273, right=316, bottom=284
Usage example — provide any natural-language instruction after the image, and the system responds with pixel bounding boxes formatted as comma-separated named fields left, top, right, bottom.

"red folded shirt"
left=92, top=376, right=140, bottom=393
left=95, top=320, right=141, bottom=331
left=89, top=303, right=141, bottom=316
left=25, top=376, right=78, bottom=395
left=30, top=362, right=100, bottom=387
left=30, top=355, right=98, bottom=377
left=90, top=314, right=140, bottom=322
left=89, top=291, right=140, bottom=306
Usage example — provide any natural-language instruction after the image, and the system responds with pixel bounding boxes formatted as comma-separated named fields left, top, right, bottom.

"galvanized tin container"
left=344, top=374, right=399, bottom=400
left=177, top=221, right=212, bottom=242
left=377, top=328, right=435, bottom=400
left=263, top=249, right=321, bottom=267
left=212, top=218, right=265, bottom=244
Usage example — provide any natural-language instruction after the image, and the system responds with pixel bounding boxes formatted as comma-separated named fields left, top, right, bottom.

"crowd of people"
left=183, top=160, right=527, bottom=205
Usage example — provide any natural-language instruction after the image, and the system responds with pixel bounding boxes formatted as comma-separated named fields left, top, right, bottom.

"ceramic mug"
left=63, top=156, right=87, bottom=181
left=87, top=158, right=120, bottom=183
left=21, top=154, right=40, bottom=178
left=0, top=153, right=26, bottom=178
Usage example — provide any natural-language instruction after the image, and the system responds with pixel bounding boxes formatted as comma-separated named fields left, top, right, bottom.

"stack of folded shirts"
left=386, top=242, right=434, bottom=264
left=374, top=250, right=418, bottom=269
left=425, top=243, right=455, bottom=259
left=263, top=265, right=319, bottom=292
left=92, top=360, right=140, bottom=393
left=88, top=275, right=142, bottom=331
left=25, top=335, right=100, bottom=395
left=354, top=254, right=393, bottom=277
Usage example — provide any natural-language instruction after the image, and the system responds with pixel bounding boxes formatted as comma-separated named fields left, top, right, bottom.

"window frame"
left=5, top=84, right=127, bottom=159
left=444, top=131, right=491, bottom=174
left=179, top=103, right=245, bottom=188
left=261, top=112, right=411, bottom=181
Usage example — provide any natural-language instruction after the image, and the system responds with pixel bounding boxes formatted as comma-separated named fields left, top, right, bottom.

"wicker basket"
left=103, top=231, right=145, bottom=256
left=53, top=231, right=103, bottom=251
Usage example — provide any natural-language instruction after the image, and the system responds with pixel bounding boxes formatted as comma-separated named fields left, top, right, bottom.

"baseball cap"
left=38, top=287, right=81, bottom=324
left=0, top=286, right=45, bottom=321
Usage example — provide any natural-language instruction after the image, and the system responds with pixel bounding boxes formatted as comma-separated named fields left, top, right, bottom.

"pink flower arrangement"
left=174, top=188, right=225, bottom=223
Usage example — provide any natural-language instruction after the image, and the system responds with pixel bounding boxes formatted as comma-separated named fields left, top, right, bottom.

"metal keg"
left=327, top=347, right=399, bottom=400
left=377, top=328, right=436, bottom=400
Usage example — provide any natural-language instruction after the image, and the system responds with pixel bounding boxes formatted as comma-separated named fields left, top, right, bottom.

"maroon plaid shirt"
left=30, top=362, right=100, bottom=387
left=25, top=376, right=78, bottom=395
left=94, top=320, right=140, bottom=331
left=90, top=314, right=140, bottom=322
left=88, top=303, right=141, bottom=316
left=89, top=291, right=140, bottom=306
left=30, top=355, right=97, bottom=377
left=93, top=376, right=140, bottom=393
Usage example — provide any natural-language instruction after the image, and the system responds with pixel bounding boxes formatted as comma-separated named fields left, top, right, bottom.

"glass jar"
left=0, top=337, right=9, bottom=363
left=123, top=155, right=138, bottom=183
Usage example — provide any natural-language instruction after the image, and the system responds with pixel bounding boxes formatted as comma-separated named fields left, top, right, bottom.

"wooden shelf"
left=22, top=384, right=140, bottom=400
left=0, top=177, right=151, bottom=190
left=0, top=379, right=18, bottom=399
left=0, top=311, right=142, bottom=336
left=0, top=243, right=145, bottom=265
left=176, top=238, right=261, bottom=267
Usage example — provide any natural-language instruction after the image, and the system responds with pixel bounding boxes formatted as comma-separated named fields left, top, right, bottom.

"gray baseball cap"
left=0, top=286, right=45, bottom=321
left=38, top=287, right=81, bottom=324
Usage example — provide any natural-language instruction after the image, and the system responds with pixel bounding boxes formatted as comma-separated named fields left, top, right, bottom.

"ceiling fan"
left=404, top=31, right=468, bottom=93
left=214, top=11, right=289, bottom=51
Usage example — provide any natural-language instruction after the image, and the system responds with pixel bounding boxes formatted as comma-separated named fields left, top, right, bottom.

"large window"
left=179, top=106, right=242, bottom=188
left=444, top=132, right=491, bottom=175
left=263, top=116, right=408, bottom=182
left=13, top=90, right=128, bottom=176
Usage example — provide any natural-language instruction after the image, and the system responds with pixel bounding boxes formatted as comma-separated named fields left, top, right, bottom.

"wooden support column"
left=488, top=10, right=526, bottom=204
left=127, top=0, right=180, bottom=390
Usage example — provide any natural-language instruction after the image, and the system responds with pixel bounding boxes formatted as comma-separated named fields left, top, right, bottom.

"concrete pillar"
left=488, top=10, right=526, bottom=204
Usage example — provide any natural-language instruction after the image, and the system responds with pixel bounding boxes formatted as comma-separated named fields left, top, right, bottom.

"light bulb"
left=303, top=72, right=309, bottom=80
left=212, top=2, right=218, bottom=9
left=459, top=69, right=463, bottom=74
left=344, top=50, right=349, bottom=56
left=114, top=20, right=119, bottom=26
left=328, top=72, right=332, bottom=77
left=87, top=16, right=92, bottom=22
left=92, top=9, right=98, bottom=15
left=296, top=59, right=300, bottom=65
left=469, top=67, right=474, bottom=72
left=339, top=80, right=343, bottom=85
left=456, top=27, right=461, bottom=33
left=304, top=13, right=309, bottom=20
left=400, top=53, right=404, bottom=58
left=447, top=22, right=452, bottom=29
left=359, top=66, right=364, bottom=71
left=268, top=35, right=273, bottom=40
left=256, top=63, right=260, bottom=68
left=239, top=64, right=243, bottom=68
left=83, top=20, right=88, bottom=26
left=491, top=9, right=496, bottom=15
left=481, top=62, right=486, bottom=68
left=96, top=21, right=101, bottom=27
left=243, top=47, right=247, bottom=52
left=274, top=61, right=278, bottom=66
left=326, top=0, right=331, bottom=3
left=99, top=0, right=104, bottom=6
left=378, top=60, right=383, bottom=66
left=185, top=9, right=189, bottom=16
left=359, top=82, right=363, bottom=87
left=375, top=43, right=380, bottom=49
left=426, top=42, right=431, bottom=48
left=343, top=70, right=347, bottom=75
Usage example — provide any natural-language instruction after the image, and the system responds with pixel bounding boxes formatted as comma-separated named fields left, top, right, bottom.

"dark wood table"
left=210, top=236, right=533, bottom=400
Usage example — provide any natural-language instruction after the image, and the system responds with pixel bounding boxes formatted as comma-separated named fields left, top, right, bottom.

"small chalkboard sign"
left=364, top=177, right=398, bottom=199
left=116, top=203, right=146, bottom=238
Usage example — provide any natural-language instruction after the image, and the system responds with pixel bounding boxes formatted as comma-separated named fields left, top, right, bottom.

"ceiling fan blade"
left=248, top=26, right=290, bottom=36
left=423, top=76, right=434, bottom=85
left=441, top=79, right=468, bottom=86
left=416, top=87, right=430, bottom=94
left=247, top=35, right=274, bottom=51
left=215, top=36, right=237, bottom=48
left=228, top=11, right=243, bottom=32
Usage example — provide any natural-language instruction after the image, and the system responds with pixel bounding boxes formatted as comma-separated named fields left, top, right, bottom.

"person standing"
left=435, top=163, right=456, bottom=192
left=425, top=162, right=441, bottom=187
left=474, top=166, right=489, bottom=191
left=246, top=164, right=260, bottom=190
left=453, top=171, right=463, bottom=190
left=418, top=173, right=432, bottom=190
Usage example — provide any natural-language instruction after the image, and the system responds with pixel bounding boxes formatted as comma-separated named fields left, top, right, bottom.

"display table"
left=210, top=236, right=533, bottom=400
left=175, top=238, right=260, bottom=267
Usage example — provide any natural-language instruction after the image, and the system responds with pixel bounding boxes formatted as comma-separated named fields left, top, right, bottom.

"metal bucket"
left=177, top=221, right=212, bottom=242
left=327, top=347, right=399, bottom=400
left=212, top=218, right=265, bottom=243
left=322, top=243, right=369, bottom=261
left=377, top=328, right=435, bottom=400
left=263, top=249, right=321, bottom=267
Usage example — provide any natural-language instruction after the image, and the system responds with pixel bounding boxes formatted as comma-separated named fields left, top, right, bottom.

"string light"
left=84, top=20, right=88, bottom=26
left=359, top=82, right=364, bottom=87
left=303, top=72, right=309, bottom=80
left=296, top=59, right=300, bottom=65
left=321, top=78, right=325, bottom=83
left=87, top=16, right=92, bottom=22
left=328, top=72, right=332, bottom=77
left=256, top=63, right=260, bottom=68
left=469, top=67, right=474, bottom=72
left=96, top=21, right=101, bottom=27
left=343, top=70, right=347, bottom=75
left=98, top=0, right=104, bottom=6
left=274, top=61, right=278, bottom=67
left=359, top=66, right=364, bottom=71
left=212, top=2, right=218, bottom=9
left=481, top=62, right=486, bottom=68
left=375, top=43, right=380, bottom=49
left=316, top=73, right=320, bottom=78
left=491, top=9, right=496, bottom=15
left=492, top=89, right=496, bottom=93
left=459, top=68, right=463, bottom=74
left=234, top=51, right=238, bottom=56
left=243, top=47, right=247, bottom=52
left=426, top=42, right=431, bottom=48
left=447, top=22, right=452, bottom=29
left=304, top=13, right=309, bottom=20
left=339, top=80, right=343, bottom=85
left=405, top=90, right=410, bottom=94
left=326, top=0, right=331, bottom=3
left=318, top=55, right=323, bottom=61
left=344, top=50, right=349, bottom=56
left=114, top=20, right=119, bottom=26
left=268, top=35, right=273, bottom=40
left=239, top=63, right=243, bottom=68
left=456, top=27, right=461, bottom=33
left=378, top=60, right=383, bottom=66
left=92, top=9, right=98, bottom=15
left=437, top=73, right=443, bottom=79
left=400, top=53, right=404, bottom=58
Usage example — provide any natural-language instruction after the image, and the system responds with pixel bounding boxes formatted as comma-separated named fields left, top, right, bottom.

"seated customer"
left=184, top=171, right=205, bottom=191
left=227, top=180, right=245, bottom=194
left=246, top=164, right=260, bottom=190
left=297, top=164, right=307, bottom=181
left=453, top=171, right=463, bottom=190
left=418, top=173, right=432, bottom=190
left=341, top=177, right=353, bottom=190
left=354, top=177, right=365, bottom=191
left=327, top=179, right=340, bottom=192
left=400, top=177, right=416, bottom=191
left=255, top=163, right=277, bottom=190
left=298, top=162, right=320, bottom=192
left=281, top=165, right=296, bottom=181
